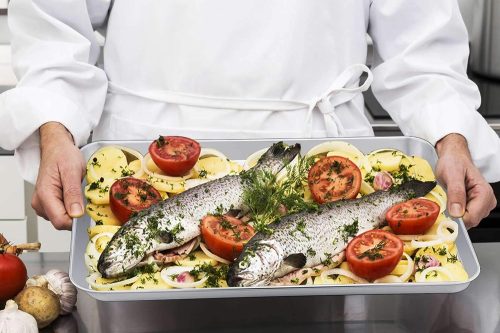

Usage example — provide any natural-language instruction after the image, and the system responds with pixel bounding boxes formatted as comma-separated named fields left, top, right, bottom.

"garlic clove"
left=373, top=171, right=394, bottom=191
left=43, top=270, right=78, bottom=315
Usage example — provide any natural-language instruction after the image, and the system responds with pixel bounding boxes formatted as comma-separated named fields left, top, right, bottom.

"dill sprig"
left=241, top=155, right=318, bottom=234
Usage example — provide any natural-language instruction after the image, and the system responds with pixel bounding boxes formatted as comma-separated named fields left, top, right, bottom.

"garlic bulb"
left=27, top=270, right=77, bottom=315
left=0, top=300, right=38, bottom=333
left=44, top=270, right=78, bottom=315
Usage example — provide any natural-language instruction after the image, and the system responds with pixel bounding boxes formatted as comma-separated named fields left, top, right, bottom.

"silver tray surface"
left=70, top=137, right=480, bottom=301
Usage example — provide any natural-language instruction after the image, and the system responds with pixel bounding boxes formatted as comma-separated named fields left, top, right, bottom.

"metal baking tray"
left=70, top=137, right=480, bottom=301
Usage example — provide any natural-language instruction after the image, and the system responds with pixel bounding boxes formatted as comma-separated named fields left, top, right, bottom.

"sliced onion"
left=86, top=272, right=140, bottom=290
left=160, top=266, right=208, bottom=289
left=199, top=242, right=231, bottom=264
left=373, top=275, right=402, bottom=283
left=399, top=253, right=414, bottom=282
left=85, top=232, right=115, bottom=272
left=305, top=141, right=372, bottom=174
left=397, top=234, right=438, bottom=242
left=143, top=153, right=195, bottom=181
left=306, top=277, right=314, bottom=285
left=415, top=266, right=454, bottom=283
left=198, top=148, right=228, bottom=160
left=116, top=145, right=145, bottom=179
left=243, top=148, right=268, bottom=170
left=410, top=238, right=445, bottom=249
left=320, top=268, right=368, bottom=284
left=437, top=219, right=459, bottom=243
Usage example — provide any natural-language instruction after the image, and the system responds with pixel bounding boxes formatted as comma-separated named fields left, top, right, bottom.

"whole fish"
left=98, top=142, right=300, bottom=278
left=227, top=180, right=436, bottom=287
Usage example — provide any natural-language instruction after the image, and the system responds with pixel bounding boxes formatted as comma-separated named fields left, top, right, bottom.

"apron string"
left=306, top=64, right=373, bottom=137
left=108, top=63, right=372, bottom=137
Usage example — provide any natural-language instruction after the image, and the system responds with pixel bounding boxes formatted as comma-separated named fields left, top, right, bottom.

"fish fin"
left=253, top=142, right=301, bottom=173
left=283, top=253, right=307, bottom=269
left=399, top=180, right=437, bottom=198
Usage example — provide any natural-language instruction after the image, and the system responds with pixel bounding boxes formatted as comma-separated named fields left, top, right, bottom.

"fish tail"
left=253, top=142, right=301, bottom=174
left=399, top=179, right=437, bottom=198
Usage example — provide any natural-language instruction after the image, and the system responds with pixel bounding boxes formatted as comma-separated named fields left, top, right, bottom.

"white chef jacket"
left=1, top=0, right=500, bottom=184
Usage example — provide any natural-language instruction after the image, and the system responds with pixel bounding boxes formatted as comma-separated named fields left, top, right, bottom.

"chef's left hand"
left=435, top=133, right=497, bottom=228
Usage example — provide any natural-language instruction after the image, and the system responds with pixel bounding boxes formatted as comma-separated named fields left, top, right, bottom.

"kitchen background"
left=0, top=0, right=498, bottom=250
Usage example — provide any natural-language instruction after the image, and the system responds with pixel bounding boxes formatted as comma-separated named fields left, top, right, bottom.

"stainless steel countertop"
left=22, top=243, right=500, bottom=333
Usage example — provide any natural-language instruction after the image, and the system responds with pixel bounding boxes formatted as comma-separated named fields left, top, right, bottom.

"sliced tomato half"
left=308, top=156, right=362, bottom=204
left=149, top=136, right=201, bottom=176
left=386, top=198, right=440, bottom=235
left=200, top=215, right=255, bottom=261
left=109, top=177, right=162, bottom=224
left=346, top=229, right=403, bottom=281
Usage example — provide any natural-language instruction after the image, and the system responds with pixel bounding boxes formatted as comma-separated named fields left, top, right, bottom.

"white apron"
left=93, top=0, right=374, bottom=141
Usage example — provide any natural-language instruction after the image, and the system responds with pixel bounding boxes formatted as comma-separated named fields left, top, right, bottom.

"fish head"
left=97, top=224, right=148, bottom=278
left=227, top=240, right=283, bottom=287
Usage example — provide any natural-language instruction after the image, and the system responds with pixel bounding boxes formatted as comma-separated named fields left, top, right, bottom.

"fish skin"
left=97, top=142, right=300, bottom=278
left=227, top=180, right=436, bottom=287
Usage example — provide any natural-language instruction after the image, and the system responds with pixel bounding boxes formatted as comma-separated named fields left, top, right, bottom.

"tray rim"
left=69, top=136, right=481, bottom=301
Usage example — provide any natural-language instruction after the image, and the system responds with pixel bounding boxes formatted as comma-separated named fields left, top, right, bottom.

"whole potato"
left=15, top=286, right=60, bottom=328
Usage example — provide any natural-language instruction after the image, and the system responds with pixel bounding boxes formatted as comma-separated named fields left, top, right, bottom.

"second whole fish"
left=227, top=180, right=437, bottom=287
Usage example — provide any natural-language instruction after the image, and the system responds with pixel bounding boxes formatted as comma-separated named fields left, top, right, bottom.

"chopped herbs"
left=341, top=219, right=359, bottom=242
left=190, top=263, right=229, bottom=288
left=357, top=239, right=387, bottom=261
left=447, top=254, right=458, bottom=263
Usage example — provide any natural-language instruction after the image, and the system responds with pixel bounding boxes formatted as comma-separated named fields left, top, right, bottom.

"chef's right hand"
left=31, top=122, right=86, bottom=230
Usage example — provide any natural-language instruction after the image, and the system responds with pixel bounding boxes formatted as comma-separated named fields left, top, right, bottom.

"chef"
left=0, top=0, right=498, bottom=231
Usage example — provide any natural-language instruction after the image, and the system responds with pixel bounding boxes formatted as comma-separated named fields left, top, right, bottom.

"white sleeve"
left=369, top=0, right=500, bottom=182
left=0, top=0, right=111, bottom=183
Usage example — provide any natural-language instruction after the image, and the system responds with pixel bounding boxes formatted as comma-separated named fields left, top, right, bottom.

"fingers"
left=439, top=163, right=466, bottom=218
left=60, top=162, right=84, bottom=218
left=463, top=183, right=497, bottom=228
left=32, top=184, right=72, bottom=230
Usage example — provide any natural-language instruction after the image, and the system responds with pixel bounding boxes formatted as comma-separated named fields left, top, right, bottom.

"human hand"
left=435, top=133, right=497, bottom=228
left=31, top=122, right=86, bottom=230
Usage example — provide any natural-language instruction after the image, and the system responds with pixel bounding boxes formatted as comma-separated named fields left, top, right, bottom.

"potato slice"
left=314, top=274, right=354, bottom=285
left=86, top=203, right=121, bottom=226
left=425, top=185, right=447, bottom=214
left=87, top=225, right=120, bottom=238
left=410, top=156, right=436, bottom=181
left=368, top=149, right=405, bottom=172
left=229, top=161, right=244, bottom=174
left=94, top=277, right=132, bottom=291
left=415, top=268, right=452, bottom=282
left=195, top=156, right=231, bottom=179
left=443, top=262, right=468, bottom=281
left=86, top=147, right=128, bottom=184
left=147, top=177, right=185, bottom=194
left=175, top=251, right=218, bottom=267
left=360, top=180, right=375, bottom=195
left=130, top=272, right=172, bottom=290
left=84, top=179, right=114, bottom=205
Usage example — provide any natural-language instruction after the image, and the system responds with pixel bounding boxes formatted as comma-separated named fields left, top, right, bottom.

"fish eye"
left=239, top=261, right=249, bottom=269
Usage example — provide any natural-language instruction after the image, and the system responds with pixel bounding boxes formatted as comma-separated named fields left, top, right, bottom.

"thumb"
left=443, top=172, right=467, bottom=218
left=61, top=165, right=84, bottom=218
